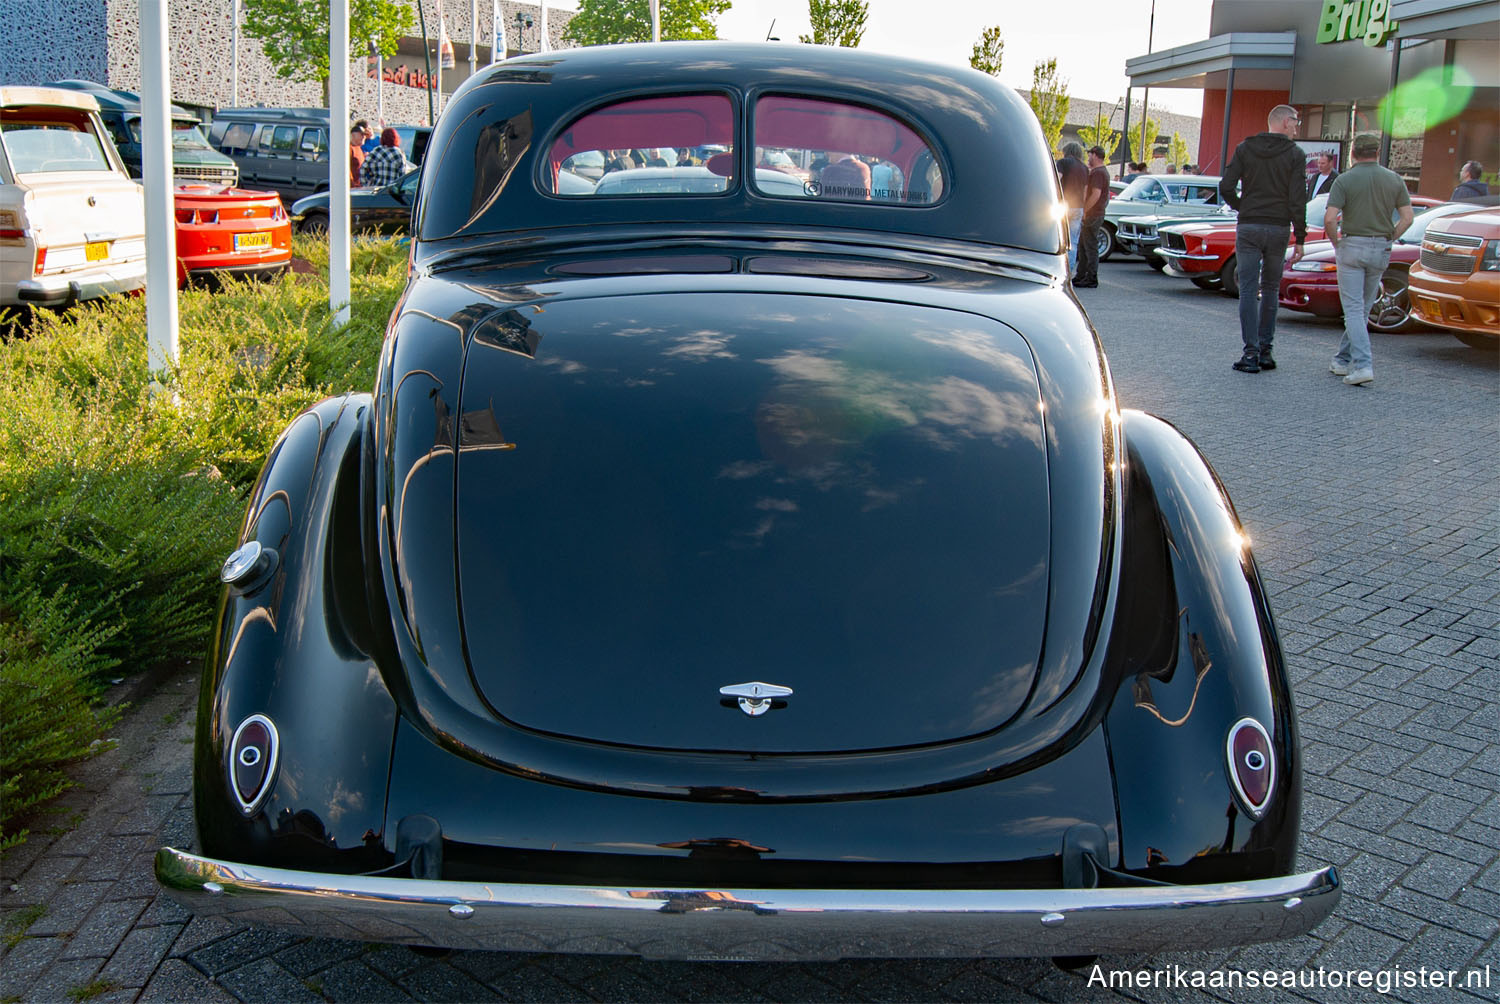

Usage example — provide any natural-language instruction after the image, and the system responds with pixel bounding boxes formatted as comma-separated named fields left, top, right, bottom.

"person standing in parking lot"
left=1057, top=142, right=1087, bottom=275
left=360, top=128, right=411, bottom=188
left=1324, top=133, right=1413, bottom=388
left=1451, top=161, right=1489, bottom=202
left=1074, top=146, right=1110, bottom=288
left=1219, top=105, right=1307, bottom=374
left=348, top=126, right=366, bottom=187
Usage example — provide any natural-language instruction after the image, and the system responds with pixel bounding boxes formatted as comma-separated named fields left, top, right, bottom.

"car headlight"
left=1480, top=239, right=1499, bottom=272
left=1291, top=260, right=1337, bottom=272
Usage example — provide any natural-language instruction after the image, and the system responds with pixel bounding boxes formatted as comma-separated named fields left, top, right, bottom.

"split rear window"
left=542, top=92, right=943, bottom=205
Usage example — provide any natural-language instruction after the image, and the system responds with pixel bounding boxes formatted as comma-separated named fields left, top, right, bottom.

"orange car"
left=1407, top=206, right=1499, bottom=350
left=173, top=184, right=291, bottom=287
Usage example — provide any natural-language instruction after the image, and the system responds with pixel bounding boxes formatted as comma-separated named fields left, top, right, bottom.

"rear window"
left=751, top=95, right=943, bottom=205
left=0, top=109, right=113, bottom=173
left=543, top=94, right=734, bottom=197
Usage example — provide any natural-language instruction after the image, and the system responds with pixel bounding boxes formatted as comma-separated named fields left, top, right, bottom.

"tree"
left=1077, top=107, right=1119, bottom=160
left=969, top=26, right=1003, bottom=77
left=1167, top=131, right=1190, bottom=170
left=1028, top=59, right=1070, bottom=155
left=241, top=0, right=411, bottom=90
left=799, top=0, right=869, bottom=47
left=564, top=0, right=731, bottom=45
left=1132, top=109, right=1160, bottom=167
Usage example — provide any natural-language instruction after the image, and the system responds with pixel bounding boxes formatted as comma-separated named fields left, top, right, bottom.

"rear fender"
left=1102, top=410, right=1301, bottom=882
left=194, top=394, right=398, bottom=873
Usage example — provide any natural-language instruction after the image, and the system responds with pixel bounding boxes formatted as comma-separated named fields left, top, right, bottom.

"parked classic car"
left=1100, top=173, right=1224, bottom=260
left=173, top=184, right=291, bottom=286
left=1408, top=206, right=1500, bottom=350
left=156, top=43, right=1339, bottom=962
left=1279, top=201, right=1483, bottom=332
left=50, top=79, right=239, bottom=186
left=291, top=168, right=420, bottom=235
left=1, top=85, right=146, bottom=310
left=1155, top=194, right=1335, bottom=294
left=1115, top=204, right=1235, bottom=268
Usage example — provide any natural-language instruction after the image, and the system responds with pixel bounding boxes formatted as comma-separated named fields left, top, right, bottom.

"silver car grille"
left=176, top=165, right=238, bottom=183
left=1419, top=247, right=1477, bottom=276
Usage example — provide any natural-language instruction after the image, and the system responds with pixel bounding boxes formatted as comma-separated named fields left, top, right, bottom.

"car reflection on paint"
left=157, top=42, right=1339, bottom=965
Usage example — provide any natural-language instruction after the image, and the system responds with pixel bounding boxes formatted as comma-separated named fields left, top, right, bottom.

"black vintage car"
left=157, top=43, right=1339, bottom=962
left=290, top=168, right=420, bottom=235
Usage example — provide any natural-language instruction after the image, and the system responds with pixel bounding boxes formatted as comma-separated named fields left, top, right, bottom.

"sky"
left=714, top=0, right=1212, bottom=114
left=547, top=0, right=1215, bottom=116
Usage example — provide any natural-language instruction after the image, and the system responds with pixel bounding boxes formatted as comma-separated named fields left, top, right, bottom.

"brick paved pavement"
left=3, top=261, right=1496, bottom=1002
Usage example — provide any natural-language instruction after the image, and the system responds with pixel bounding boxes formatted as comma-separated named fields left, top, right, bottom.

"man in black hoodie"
left=1219, top=105, right=1308, bottom=373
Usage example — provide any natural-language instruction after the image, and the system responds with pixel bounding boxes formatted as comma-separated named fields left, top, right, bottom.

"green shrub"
left=0, top=615, right=122, bottom=852
left=0, top=238, right=406, bottom=851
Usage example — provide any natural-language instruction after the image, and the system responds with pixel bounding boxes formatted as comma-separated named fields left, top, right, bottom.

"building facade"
left=1125, top=0, right=1498, bottom=198
left=4, top=0, right=574, bottom=126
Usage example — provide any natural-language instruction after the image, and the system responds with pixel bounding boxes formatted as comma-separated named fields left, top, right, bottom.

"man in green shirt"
left=1324, top=133, right=1413, bottom=387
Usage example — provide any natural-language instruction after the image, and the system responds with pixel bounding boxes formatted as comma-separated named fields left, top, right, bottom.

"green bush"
left=0, top=238, right=406, bottom=849
left=0, top=616, right=122, bottom=854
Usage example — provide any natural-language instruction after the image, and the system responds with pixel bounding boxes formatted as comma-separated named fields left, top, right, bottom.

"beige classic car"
left=1, top=86, right=146, bottom=310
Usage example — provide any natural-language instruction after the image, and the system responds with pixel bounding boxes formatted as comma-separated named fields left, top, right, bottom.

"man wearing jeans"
left=1324, top=133, right=1413, bottom=387
left=1219, top=105, right=1308, bottom=373
left=1057, top=142, right=1088, bottom=275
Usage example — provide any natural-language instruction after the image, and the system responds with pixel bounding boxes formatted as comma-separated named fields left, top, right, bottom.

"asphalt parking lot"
left=3, top=257, right=1497, bottom=1003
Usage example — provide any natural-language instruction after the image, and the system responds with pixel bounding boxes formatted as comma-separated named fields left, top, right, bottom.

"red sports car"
left=1278, top=201, right=1481, bottom=332
left=174, top=184, right=292, bottom=287
left=1156, top=195, right=1442, bottom=298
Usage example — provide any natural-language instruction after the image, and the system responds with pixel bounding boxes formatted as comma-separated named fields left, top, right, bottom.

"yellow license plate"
left=85, top=241, right=110, bottom=261
left=234, top=232, right=272, bottom=251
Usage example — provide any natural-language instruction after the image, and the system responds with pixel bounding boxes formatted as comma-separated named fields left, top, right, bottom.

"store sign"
left=1316, top=0, right=1399, bottom=46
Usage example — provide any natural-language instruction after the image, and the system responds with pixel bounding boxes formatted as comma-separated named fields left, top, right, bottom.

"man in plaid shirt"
left=359, top=128, right=412, bottom=188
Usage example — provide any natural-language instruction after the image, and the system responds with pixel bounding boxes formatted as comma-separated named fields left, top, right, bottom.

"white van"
left=1, top=86, right=147, bottom=309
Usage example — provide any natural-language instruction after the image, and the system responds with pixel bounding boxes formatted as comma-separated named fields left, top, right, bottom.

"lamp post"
left=1138, top=0, right=1156, bottom=172
left=229, top=0, right=240, bottom=108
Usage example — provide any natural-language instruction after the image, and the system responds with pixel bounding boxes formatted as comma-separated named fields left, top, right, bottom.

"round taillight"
left=1227, top=718, right=1274, bottom=819
left=229, top=714, right=279, bottom=815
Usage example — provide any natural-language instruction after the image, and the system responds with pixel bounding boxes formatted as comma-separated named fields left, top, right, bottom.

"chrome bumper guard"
left=17, top=261, right=148, bottom=306
left=156, top=848, right=1339, bottom=961
left=1155, top=247, right=1220, bottom=261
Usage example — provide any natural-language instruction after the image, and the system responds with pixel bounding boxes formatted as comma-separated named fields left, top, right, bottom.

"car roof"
left=213, top=107, right=331, bottom=123
left=418, top=41, right=1062, bottom=255
left=1, top=85, right=99, bottom=112
left=48, top=79, right=195, bottom=119
left=1131, top=174, right=1221, bottom=184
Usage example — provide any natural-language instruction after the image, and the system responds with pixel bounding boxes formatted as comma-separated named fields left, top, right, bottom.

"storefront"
left=1125, top=0, right=1498, bottom=198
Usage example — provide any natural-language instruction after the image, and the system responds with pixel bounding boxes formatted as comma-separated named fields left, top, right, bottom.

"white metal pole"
left=491, top=0, right=501, bottom=63
left=229, top=0, right=239, bottom=107
left=330, top=0, right=351, bottom=327
left=540, top=0, right=550, bottom=51
left=140, top=0, right=178, bottom=373
left=650, top=0, right=660, bottom=42
left=377, top=52, right=384, bottom=127
left=469, top=0, right=478, bottom=78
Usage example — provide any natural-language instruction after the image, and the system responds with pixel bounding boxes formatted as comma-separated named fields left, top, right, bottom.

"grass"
left=66, top=980, right=118, bottom=1002
left=2, top=903, right=46, bottom=948
left=0, top=237, right=407, bottom=852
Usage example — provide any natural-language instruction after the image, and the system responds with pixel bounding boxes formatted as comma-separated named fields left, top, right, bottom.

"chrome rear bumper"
left=156, top=848, right=1339, bottom=961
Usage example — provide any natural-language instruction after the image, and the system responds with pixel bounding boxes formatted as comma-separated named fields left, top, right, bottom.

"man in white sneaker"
left=1324, top=133, right=1413, bottom=387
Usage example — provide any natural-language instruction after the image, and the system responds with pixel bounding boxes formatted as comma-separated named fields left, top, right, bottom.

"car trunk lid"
left=454, top=291, right=1052, bottom=753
